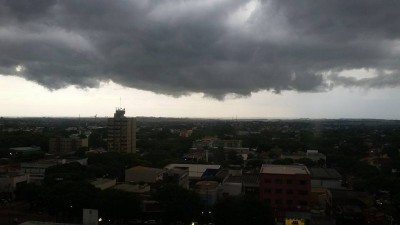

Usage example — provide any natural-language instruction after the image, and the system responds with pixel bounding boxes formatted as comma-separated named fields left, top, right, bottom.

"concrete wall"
left=0, top=174, right=29, bottom=193
left=220, top=182, right=242, bottom=197
left=83, top=209, right=98, bottom=225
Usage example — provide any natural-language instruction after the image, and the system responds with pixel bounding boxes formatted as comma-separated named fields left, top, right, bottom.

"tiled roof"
left=309, top=168, right=342, bottom=179
left=260, top=164, right=310, bottom=175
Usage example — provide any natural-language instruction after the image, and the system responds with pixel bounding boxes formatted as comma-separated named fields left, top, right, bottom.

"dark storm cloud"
left=1, top=0, right=400, bottom=98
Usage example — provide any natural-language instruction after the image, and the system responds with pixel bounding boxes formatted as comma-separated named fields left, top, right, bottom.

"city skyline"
left=1, top=1, right=400, bottom=119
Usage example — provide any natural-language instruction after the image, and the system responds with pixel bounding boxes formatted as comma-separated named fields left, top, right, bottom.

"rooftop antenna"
left=120, top=97, right=121, bottom=109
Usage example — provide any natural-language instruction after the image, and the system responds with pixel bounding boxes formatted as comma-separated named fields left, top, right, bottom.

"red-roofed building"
left=259, top=164, right=311, bottom=222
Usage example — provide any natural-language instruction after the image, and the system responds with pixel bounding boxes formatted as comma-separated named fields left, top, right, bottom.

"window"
left=286, top=179, right=293, bottom=184
left=286, top=200, right=293, bottom=205
left=299, top=180, right=307, bottom=185
left=275, top=199, right=282, bottom=205
left=264, top=178, right=271, bottom=183
left=298, top=190, right=308, bottom=195
left=298, top=201, right=308, bottom=206
left=275, top=189, right=282, bottom=194
left=264, top=188, right=271, bottom=193
left=286, top=189, right=293, bottom=194
left=275, top=178, right=283, bottom=184
left=245, top=187, right=256, bottom=193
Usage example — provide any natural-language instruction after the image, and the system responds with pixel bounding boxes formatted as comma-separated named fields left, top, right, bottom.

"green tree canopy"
left=46, top=181, right=99, bottom=217
left=272, top=158, right=294, bottom=165
left=44, top=162, right=94, bottom=185
left=213, top=196, right=274, bottom=225
left=94, top=189, right=141, bottom=222
left=154, top=184, right=204, bottom=224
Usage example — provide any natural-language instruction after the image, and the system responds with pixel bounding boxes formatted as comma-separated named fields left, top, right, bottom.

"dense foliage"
left=154, top=184, right=204, bottom=224
left=213, top=196, right=275, bottom=225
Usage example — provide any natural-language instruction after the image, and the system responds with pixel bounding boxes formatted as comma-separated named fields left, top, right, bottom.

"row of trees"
left=16, top=181, right=141, bottom=223
left=87, top=152, right=150, bottom=181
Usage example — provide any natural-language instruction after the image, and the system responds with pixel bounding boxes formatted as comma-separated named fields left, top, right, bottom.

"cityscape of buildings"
left=0, top=109, right=399, bottom=225
left=2, top=1, right=400, bottom=225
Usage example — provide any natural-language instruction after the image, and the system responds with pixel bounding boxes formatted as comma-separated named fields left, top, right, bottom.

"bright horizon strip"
left=1, top=74, right=400, bottom=120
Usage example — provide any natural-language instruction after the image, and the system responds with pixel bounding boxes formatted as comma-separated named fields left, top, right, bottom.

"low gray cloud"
left=1, top=0, right=400, bottom=99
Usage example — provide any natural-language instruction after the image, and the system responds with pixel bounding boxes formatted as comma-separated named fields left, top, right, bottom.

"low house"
left=163, top=168, right=189, bottom=189
left=242, top=174, right=259, bottom=196
left=113, top=183, right=151, bottom=193
left=219, top=174, right=260, bottom=197
left=220, top=175, right=242, bottom=197
left=182, top=151, right=206, bottom=162
left=20, top=158, right=88, bottom=184
left=20, top=159, right=58, bottom=184
left=9, top=146, right=42, bottom=154
left=20, top=209, right=98, bottom=225
left=164, top=164, right=221, bottom=180
left=0, top=172, right=29, bottom=198
left=90, top=178, right=116, bottom=190
left=327, top=189, right=372, bottom=224
left=309, top=168, right=342, bottom=189
left=280, top=150, right=326, bottom=164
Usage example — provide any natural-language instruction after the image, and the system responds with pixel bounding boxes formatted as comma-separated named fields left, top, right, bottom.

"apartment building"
left=259, top=164, right=311, bottom=222
left=107, top=108, right=136, bottom=153
left=49, top=136, right=88, bottom=155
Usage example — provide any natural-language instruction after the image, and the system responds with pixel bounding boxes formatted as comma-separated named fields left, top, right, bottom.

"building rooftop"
left=260, top=164, right=310, bottom=175
left=113, top=183, right=150, bottom=193
left=90, top=178, right=116, bottom=186
left=125, top=166, right=164, bottom=183
left=281, top=151, right=326, bottom=157
left=224, top=174, right=260, bottom=186
left=309, top=168, right=342, bottom=179
left=164, top=164, right=221, bottom=179
left=127, top=166, right=164, bottom=173
left=9, top=146, right=41, bottom=152
left=20, top=222, right=80, bottom=225
left=0, top=172, right=27, bottom=178
left=306, top=150, right=319, bottom=155
left=214, top=169, right=229, bottom=181
left=167, top=168, right=188, bottom=176
left=126, top=166, right=164, bottom=174
left=21, top=159, right=59, bottom=166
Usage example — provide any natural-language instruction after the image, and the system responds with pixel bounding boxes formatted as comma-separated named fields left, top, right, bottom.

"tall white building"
left=107, top=108, right=136, bottom=153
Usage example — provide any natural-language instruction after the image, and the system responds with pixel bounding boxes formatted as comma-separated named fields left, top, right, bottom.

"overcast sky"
left=1, top=0, right=400, bottom=119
